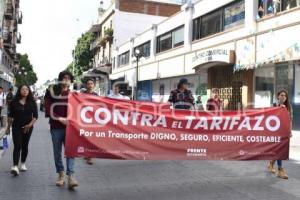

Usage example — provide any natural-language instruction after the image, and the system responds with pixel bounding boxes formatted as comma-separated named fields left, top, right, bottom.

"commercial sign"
left=192, top=49, right=235, bottom=69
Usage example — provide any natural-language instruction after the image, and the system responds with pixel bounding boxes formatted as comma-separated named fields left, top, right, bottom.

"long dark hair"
left=12, top=85, right=36, bottom=108
left=277, top=89, right=292, bottom=113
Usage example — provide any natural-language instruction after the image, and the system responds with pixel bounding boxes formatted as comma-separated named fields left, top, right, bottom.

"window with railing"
left=134, top=41, right=151, bottom=58
left=156, top=25, right=184, bottom=53
left=193, top=0, right=245, bottom=41
left=117, top=51, right=129, bottom=67
left=258, top=0, right=300, bottom=18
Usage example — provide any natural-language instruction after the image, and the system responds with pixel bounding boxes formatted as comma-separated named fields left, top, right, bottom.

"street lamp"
left=133, top=48, right=143, bottom=100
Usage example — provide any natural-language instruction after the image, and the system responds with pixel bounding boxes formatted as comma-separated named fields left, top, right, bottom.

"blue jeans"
left=50, top=129, right=75, bottom=176
left=277, top=160, right=282, bottom=168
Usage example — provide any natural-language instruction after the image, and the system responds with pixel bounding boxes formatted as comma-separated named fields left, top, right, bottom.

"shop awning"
left=109, top=72, right=125, bottom=80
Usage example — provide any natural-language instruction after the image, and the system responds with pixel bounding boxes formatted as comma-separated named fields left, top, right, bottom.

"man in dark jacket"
left=44, top=70, right=79, bottom=190
left=168, top=78, right=194, bottom=110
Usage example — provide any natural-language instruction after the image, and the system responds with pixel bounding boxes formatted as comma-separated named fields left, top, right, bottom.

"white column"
left=114, top=47, right=119, bottom=70
left=150, top=24, right=157, bottom=59
left=183, top=1, right=193, bottom=52
left=129, top=37, right=135, bottom=66
left=245, top=0, right=258, bottom=34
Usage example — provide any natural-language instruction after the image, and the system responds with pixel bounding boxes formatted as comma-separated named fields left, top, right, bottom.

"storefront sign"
left=235, top=37, right=256, bottom=70
left=257, top=25, right=300, bottom=64
left=65, top=93, right=290, bottom=160
left=192, top=49, right=235, bottom=69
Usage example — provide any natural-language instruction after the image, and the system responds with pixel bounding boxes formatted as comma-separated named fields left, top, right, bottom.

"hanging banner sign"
left=65, top=93, right=290, bottom=160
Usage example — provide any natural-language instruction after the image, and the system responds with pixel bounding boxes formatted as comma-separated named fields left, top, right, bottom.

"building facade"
left=83, top=0, right=183, bottom=96
left=0, top=0, right=22, bottom=91
left=111, top=0, right=300, bottom=129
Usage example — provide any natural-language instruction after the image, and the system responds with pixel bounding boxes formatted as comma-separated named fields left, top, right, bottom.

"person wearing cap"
left=168, top=78, right=194, bottom=110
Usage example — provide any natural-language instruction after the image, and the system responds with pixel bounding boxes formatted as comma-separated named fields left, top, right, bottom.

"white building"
left=111, top=0, right=300, bottom=129
left=83, top=0, right=182, bottom=96
left=0, top=0, right=22, bottom=91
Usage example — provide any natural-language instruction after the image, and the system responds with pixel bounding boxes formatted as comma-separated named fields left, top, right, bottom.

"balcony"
left=90, top=39, right=100, bottom=51
left=15, top=0, right=20, bottom=8
left=3, top=33, right=13, bottom=47
left=4, top=3, right=13, bottom=20
left=14, top=54, right=21, bottom=65
left=17, top=33, right=21, bottom=44
left=18, top=11, right=23, bottom=24
left=99, top=57, right=112, bottom=67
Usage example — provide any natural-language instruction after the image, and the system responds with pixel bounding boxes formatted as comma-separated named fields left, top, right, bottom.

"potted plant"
left=99, top=37, right=107, bottom=48
left=104, top=28, right=114, bottom=44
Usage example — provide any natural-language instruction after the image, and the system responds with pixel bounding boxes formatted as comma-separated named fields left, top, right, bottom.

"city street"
left=0, top=112, right=300, bottom=200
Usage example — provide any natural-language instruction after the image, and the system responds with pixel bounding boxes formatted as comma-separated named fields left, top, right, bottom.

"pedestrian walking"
left=44, top=70, right=79, bottom=190
left=196, top=95, right=204, bottom=111
left=168, top=78, right=194, bottom=110
left=267, top=89, right=292, bottom=179
left=108, top=84, right=130, bottom=100
left=206, top=88, right=222, bottom=112
left=0, top=87, right=6, bottom=127
left=6, top=88, right=14, bottom=114
left=81, top=78, right=98, bottom=165
left=6, top=85, right=38, bottom=176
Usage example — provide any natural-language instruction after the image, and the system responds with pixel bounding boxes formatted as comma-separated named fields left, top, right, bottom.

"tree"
left=15, top=54, right=38, bottom=87
left=72, top=32, right=95, bottom=79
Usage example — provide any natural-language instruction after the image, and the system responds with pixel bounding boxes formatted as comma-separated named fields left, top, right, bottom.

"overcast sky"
left=18, top=0, right=110, bottom=86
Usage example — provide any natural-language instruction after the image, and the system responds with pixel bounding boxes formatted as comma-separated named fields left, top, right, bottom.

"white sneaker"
left=20, top=163, right=28, bottom=172
left=10, top=166, right=20, bottom=176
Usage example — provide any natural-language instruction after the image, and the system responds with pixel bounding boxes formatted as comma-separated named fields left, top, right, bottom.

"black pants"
left=12, top=126, right=33, bottom=166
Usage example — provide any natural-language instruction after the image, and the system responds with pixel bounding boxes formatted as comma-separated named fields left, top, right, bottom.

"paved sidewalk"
left=0, top=113, right=299, bottom=200
left=290, top=131, right=300, bottom=163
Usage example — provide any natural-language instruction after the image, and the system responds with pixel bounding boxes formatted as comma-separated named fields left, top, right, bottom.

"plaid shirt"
left=168, top=89, right=194, bottom=110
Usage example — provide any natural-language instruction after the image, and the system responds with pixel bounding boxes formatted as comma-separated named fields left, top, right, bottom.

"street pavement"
left=0, top=112, right=299, bottom=200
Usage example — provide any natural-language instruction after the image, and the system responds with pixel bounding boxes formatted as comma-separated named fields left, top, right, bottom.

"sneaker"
left=56, top=172, right=65, bottom=187
left=267, top=161, right=276, bottom=174
left=10, top=166, right=19, bottom=176
left=68, top=175, right=79, bottom=190
left=20, top=163, right=28, bottom=172
left=277, top=168, right=288, bottom=179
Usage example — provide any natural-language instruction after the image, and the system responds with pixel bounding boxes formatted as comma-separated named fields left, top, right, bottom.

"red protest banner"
left=65, top=93, right=291, bottom=160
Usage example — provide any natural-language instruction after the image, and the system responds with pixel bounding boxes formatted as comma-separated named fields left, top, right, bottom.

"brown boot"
left=267, top=161, right=276, bottom=174
left=68, top=175, right=79, bottom=190
left=56, top=172, right=65, bottom=186
left=277, top=168, right=288, bottom=179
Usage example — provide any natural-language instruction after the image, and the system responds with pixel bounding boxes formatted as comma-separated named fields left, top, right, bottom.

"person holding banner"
left=168, top=78, right=194, bottom=110
left=267, top=89, right=292, bottom=179
left=6, top=85, right=38, bottom=176
left=44, top=70, right=79, bottom=190
left=81, top=78, right=98, bottom=165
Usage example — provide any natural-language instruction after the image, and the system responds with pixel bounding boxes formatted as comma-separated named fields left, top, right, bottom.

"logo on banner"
left=187, top=148, right=207, bottom=157
left=239, top=150, right=246, bottom=156
left=77, top=147, right=85, bottom=153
